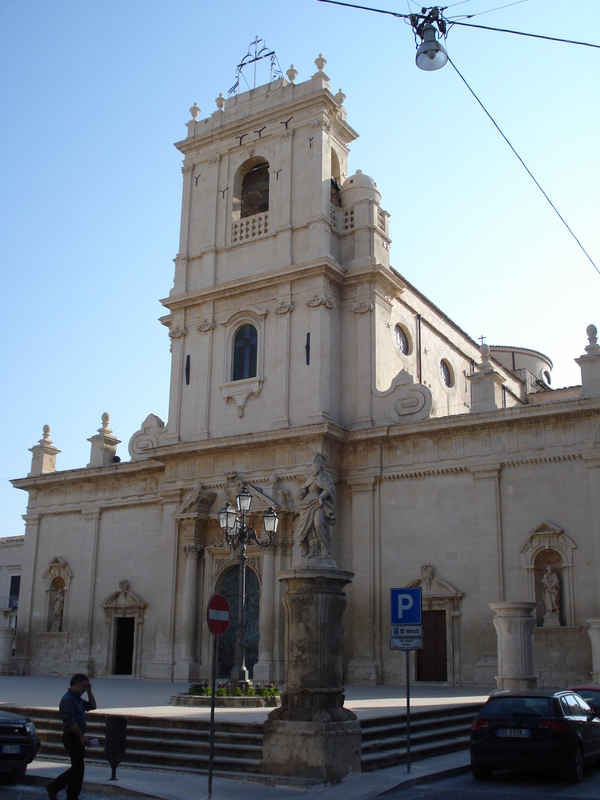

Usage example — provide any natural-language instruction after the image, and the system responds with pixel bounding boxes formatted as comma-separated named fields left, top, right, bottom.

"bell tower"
left=159, top=55, right=397, bottom=444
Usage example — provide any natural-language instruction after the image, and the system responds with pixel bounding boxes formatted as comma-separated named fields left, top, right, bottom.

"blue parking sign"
left=390, top=588, right=422, bottom=625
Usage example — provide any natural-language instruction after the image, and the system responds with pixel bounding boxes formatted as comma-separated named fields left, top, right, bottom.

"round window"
left=440, top=359, right=453, bottom=387
left=394, top=324, right=410, bottom=355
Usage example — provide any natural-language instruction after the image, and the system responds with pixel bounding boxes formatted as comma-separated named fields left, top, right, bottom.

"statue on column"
left=542, top=565, right=561, bottom=614
left=296, top=453, right=336, bottom=560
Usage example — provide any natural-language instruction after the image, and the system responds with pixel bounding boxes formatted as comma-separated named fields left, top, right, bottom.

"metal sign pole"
left=208, top=634, right=217, bottom=799
left=406, top=649, right=411, bottom=773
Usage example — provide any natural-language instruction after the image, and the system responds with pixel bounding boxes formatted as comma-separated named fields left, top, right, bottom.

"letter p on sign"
left=390, top=588, right=422, bottom=625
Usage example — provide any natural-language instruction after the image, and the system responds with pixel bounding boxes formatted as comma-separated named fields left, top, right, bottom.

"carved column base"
left=173, top=660, right=199, bottom=681
left=263, top=567, right=360, bottom=781
left=490, top=601, right=538, bottom=690
left=263, top=719, right=361, bottom=782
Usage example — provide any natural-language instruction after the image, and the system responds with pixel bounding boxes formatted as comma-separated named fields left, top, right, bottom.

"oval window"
left=394, top=324, right=410, bottom=355
left=440, top=359, right=453, bottom=387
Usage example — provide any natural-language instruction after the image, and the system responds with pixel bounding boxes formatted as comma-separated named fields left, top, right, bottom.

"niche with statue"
left=42, top=557, right=72, bottom=634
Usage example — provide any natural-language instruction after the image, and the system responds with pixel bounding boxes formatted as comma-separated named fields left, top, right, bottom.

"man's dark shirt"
left=59, top=688, right=93, bottom=734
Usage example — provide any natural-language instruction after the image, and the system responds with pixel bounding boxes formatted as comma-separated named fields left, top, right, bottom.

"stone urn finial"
left=480, top=342, right=491, bottom=366
left=42, top=424, right=51, bottom=440
left=315, top=54, right=327, bottom=72
left=334, top=88, right=346, bottom=106
left=101, top=412, right=110, bottom=430
left=189, top=102, right=200, bottom=120
left=215, top=93, right=225, bottom=111
left=286, top=65, right=298, bottom=84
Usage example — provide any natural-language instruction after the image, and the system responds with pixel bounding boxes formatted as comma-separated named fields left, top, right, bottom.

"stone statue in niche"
left=297, top=453, right=336, bottom=561
left=542, top=565, right=561, bottom=613
left=51, top=588, right=64, bottom=632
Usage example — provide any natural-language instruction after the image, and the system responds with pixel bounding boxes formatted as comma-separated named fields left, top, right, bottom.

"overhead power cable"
left=447, top=56, right=599, bottom=276
left=316, top=0, right=600, bottom=49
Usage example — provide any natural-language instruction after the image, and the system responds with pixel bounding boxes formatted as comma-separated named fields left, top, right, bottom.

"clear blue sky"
left=2, top=0, right=599, bottom=537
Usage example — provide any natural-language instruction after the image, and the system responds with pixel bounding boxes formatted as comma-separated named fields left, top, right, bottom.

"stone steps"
left=3, top=701, right=480, bottom=777
left=360, top=705, right=479, bottom=772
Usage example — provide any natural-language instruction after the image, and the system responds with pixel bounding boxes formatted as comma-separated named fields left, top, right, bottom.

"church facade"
left=11, top=58, right=600, bottom=687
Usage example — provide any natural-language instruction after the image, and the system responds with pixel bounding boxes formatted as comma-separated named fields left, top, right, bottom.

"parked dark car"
left=567, top=685, right=600, bottom=716
left=0, top=709, right=41, bottom=783
left=470, top=689, right=600, bottom=783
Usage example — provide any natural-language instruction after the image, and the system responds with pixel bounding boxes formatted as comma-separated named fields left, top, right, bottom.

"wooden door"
left=417, top=610, right=447, bottom=682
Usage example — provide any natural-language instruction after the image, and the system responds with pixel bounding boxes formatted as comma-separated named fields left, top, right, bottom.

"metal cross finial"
left=478, top=335, right=486, bottom=346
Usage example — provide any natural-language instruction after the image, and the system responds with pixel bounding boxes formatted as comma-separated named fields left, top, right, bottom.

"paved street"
left=0, top=789, right=144, bottom=800
left=377, top=766, right=600, bottom=799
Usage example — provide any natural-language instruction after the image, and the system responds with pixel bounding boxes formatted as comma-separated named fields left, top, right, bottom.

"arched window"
left=241, top=163, right=269, bottom=218
left=233, top=325, right=257, bottom=380
left=330, top=150, right=342, bottom=207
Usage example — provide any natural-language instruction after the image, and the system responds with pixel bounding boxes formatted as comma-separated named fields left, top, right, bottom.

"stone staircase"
left=360, top=704, right=480, bottom=771
left=4, top=702, right=480, bottom=777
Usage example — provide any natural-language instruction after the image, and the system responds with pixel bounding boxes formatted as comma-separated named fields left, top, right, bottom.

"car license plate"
left=1, top=744, right=21, bottom=753
left=497, top=728, right=530, bottom=738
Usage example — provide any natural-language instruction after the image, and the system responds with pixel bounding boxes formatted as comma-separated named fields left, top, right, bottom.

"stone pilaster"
left=490, top=601, right=538, bottom=690
left=253, top=545, right=277, bottom=681
left=472, top=466, right=504, bottom=655
left=346, top=476, right=380, bottom=683
left=147, top=489, right=182, bottom=679
left=174, top=539, right=203, bottom=680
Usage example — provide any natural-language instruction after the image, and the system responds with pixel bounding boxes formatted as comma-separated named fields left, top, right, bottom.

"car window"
left=560, top=697, right=571, bottom=716
left=481, top=697, right=554, bottom=718
left=573, top=696, right=592, bottom=715
left=566, top=695, right=585, bottom=716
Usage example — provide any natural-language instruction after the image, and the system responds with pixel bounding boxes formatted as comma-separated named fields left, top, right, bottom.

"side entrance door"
left=417, top=610, right=447, bottom=682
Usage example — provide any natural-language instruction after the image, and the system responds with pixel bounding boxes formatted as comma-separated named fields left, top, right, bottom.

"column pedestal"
left=490, top=602, right=538, bottom=690
left=263, top=566, right=361, bottom=782
left=586, top=618, right=600, bottom=682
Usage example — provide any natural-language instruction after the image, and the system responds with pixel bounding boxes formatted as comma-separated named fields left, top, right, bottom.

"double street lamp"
left=218, top=487, right=279, bottom=684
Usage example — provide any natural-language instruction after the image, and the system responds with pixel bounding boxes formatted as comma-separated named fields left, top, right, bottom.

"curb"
left=376, top=763, right=471, bottom=795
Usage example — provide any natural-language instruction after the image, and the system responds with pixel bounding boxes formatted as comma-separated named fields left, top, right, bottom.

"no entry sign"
left=207, top=594, right=230, bottom=637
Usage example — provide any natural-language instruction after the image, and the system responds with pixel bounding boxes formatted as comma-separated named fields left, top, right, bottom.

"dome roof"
left=340, top=169, right=381, bottom=204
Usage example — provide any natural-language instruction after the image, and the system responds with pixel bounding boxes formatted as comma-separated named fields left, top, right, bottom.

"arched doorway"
left=218, top=566, right=260, bottom=679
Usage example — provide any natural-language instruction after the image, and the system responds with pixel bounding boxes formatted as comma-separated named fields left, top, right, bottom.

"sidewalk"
left=0, top=676, right=489, bottom=799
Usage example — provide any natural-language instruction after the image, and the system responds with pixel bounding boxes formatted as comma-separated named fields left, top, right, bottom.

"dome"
left=340, top=169, right=381, bottom=205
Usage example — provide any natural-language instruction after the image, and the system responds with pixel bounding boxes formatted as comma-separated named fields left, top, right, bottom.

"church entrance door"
left=417, top=610, right=447, bottom=682
left=217, top=567, right=260, bottom=680
left=113, top=617, right=135, bottom=675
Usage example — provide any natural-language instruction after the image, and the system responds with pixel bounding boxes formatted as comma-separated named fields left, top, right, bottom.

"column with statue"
left=262, top=453, right=361, bottom=782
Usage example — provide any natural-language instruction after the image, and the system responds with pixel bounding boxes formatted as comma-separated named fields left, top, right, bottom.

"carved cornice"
left=175, top=93, right=357, bottom=156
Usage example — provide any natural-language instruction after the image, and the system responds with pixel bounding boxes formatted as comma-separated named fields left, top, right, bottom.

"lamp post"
left=218, top=487, right=279, bottom=684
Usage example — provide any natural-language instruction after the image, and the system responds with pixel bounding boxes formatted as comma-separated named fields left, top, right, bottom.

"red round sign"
left=207, top=594, right=230, bottom=637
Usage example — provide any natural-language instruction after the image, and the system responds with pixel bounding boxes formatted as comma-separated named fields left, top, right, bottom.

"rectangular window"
left=9, top=575, right=20, bottom=609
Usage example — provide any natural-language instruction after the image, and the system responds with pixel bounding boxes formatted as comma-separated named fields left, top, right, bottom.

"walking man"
left=47, top=674, right=97, bottom=800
